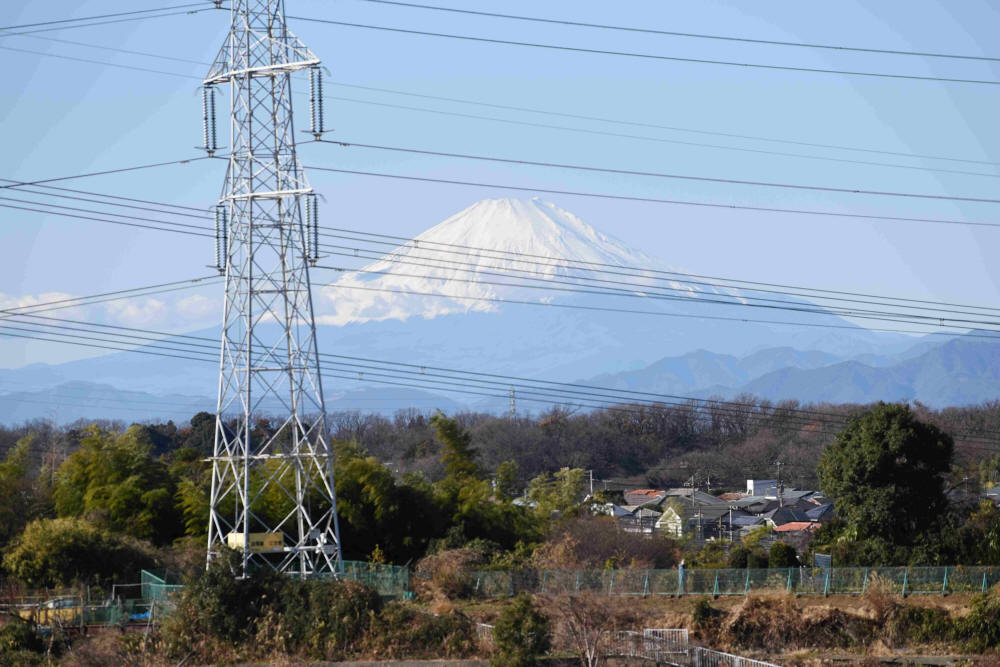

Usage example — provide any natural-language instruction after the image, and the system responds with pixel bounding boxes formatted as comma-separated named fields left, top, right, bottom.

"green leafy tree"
left=491, top=594, right=551, bottom=667
left=3, top=517, right=155, bottom=587
left=494, top=460, right=520, bottom=500
left=0, top=435, right=35, bottom=547
left=432, top=412, right=479, bottom=479
left=817, top=403, right=953, bottom=547
left=334, top=442, right=444, bottom=562
left=52, top=425, right=182, bottom=544
left=526, top=467, right=587, bottom=516
left=429, top=416, right=539, bottom=550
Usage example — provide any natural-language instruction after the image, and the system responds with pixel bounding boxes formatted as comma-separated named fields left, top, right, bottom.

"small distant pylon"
left=203, top=0, right=341, bottom=578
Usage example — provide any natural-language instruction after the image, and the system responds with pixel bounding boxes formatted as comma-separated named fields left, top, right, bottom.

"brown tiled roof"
left=773, top=522, right=819, bottom=532
left=718, top=492, right=746, bottom=501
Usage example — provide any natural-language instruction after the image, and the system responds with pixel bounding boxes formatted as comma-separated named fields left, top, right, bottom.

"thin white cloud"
left=104, top=298, right=167, bottom=325
left=176, top=294, right=218, bottom=319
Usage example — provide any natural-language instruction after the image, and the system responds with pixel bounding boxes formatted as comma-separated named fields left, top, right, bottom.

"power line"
left=0, top=310, right=994, bottom=442
left=320, top=280, right=1000, bottom=341
left=0, top=45, right=203, bottom=80
left=8, top=186, right=999, bottom=332
left=0, top=195, right=212, bottom=234
left=314, top=228, right=1000, bottom=315
left=5, top=316, right=1000, bottom=451
left=0, top=3, right=212, bottom=32
left=315, top=245, right=1000, bottom=327
left=1, top=156, right=211, bottom=190
left=323, top=94, right=1000, bottom=180
left=1, top=7, right=218, bottom=38
left=3, top=17, right=991, bottom=172
left=11, top=180, right=1000, bottom=325
left=315, top=260, right=1000, bottom=333
left=304, top=165, right=1000, bottom=230
left=288, top=15, right=1000, bottom=86
left=8, top=183, right=999, bottom=331
left=0, top=276, right=220, bottom=317
left=0, top=33, right=214, bottom=66
left=320, top=139, right=1000, bottom=205
left=354, top=0, right=1000, bottom=63
left=0, top=200, right=212, bottom=237
left=0, top=183, right=213, bottom=220
left=0, top=179, right=211, bottom=213
left=327, top=81, right=1000, bottom=168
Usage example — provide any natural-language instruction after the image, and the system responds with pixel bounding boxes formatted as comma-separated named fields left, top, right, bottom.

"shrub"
left=768, top=542, right=798, bottom=568
left=2, top=518, right=155, bottom=588
left=957, top=584, right=1000, bottom=652
left=746, top=549, right=769, bottom=569
left=491, top=594, right=551, bottom=667
left=262, top=579, right=382, bottom=660
left=163, top=549, right=287, bottom=653
left=727, top=546, right=749, bottom=569
left=0, top=620, right=44, bottom=655
left=367, top=602, right=477, bottom=659
left=691, top=597, right=720, bottom=631
left=414, top=548, right=484, bottom=600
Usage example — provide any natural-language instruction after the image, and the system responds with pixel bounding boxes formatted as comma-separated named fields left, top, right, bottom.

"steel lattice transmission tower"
left=202, top=0, right=341, bottom=576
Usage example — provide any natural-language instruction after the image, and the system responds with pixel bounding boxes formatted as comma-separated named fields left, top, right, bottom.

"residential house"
left=624, top=489, right=668, bottom=506
left=762, top=507, right=812, bottom=528
left=655, top=497, right=738, bottom=540
left=746, top=479, right=779, bottom=496
left=805, top=502, right=836, bottom=524
left=620, top=507, right=662, bottom=535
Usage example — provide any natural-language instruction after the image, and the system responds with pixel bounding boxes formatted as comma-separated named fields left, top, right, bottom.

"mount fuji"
left=311, top=197, right=912, bottom=380
left=0, top=197, right=953, bottom=423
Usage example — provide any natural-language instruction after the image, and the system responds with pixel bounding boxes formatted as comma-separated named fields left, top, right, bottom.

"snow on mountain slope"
left=317, top=198, right=743, bottom=325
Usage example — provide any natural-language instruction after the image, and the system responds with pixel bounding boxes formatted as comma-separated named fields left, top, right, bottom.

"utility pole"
left=203, top=0, right=341, bottom=577
left=775, top=460, right=784, bottom=507
left=509, top=387, right=515, bottom=417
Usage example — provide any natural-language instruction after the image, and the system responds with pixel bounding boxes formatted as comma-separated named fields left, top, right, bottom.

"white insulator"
left=316, top=69, right=324, bottom=134
left=309, top=68, right=318, bottom=135
left=202, top=87, right=211, bottom=150
left=312, top=195, right=319, bottom=260
left=305, top=194, right=319, bottom=261
left=215, top=205, right=227, bottom=271
left=209, top=87, right=217, bottom=151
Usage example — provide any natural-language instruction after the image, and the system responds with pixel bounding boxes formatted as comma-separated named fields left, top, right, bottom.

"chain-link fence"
left=341, top=560, right=411, bottom=598
left=471, top=565, right=1000, bottom=598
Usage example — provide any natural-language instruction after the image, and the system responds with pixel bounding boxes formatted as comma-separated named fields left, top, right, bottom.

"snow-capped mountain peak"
left=316, top=198, right=722, bottom=325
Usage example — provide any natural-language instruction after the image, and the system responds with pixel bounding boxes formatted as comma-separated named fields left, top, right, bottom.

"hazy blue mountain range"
left=581, top=336, right=1000, bottom=409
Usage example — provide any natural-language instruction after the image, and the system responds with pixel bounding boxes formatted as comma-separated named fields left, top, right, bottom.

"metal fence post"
left=942, top=566, right=949, bottom=596
left=862, top=567, right=869, bottom=594
left=823, top=568, right=830, bottom=596
left=744, top=569, right=751, bottom=595
left=541, top=570, right=548, bottom=592
left=983, top=571, right=989, bottom=593
left=902, top=568, right=909, bottom=598
left=643, top=571, right=650, bottom=598
left=609, top=569, right=615, bottom=594
left=713, top=571, right=719, bottom=598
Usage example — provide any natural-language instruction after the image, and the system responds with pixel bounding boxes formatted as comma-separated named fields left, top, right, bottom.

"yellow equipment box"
left=226, top=531, right=284, bottom=552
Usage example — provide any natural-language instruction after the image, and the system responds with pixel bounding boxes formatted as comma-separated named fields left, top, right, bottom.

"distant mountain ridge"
left=581, top=337, right=1000, bottom=408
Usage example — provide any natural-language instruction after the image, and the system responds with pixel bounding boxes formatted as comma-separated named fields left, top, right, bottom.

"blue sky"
left=1, top=0, right=999, bottom=366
